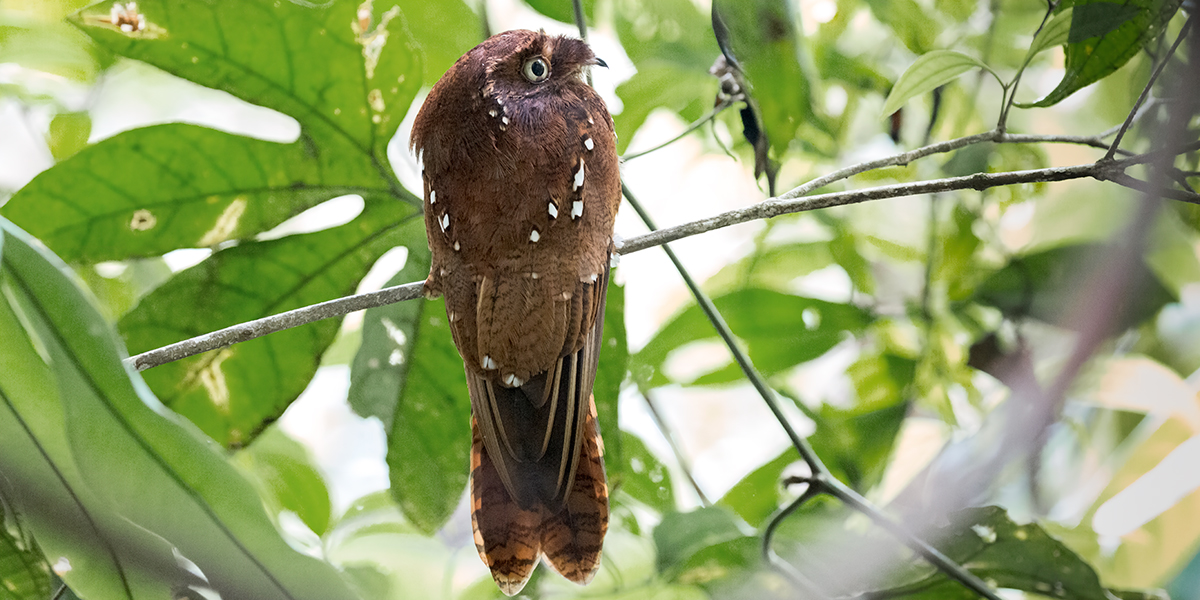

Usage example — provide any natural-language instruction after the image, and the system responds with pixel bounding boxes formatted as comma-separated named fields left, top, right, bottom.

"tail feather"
left=471, top=401, right=609, bottom=596
left=541, top=397, right=608, bottom=584
left=471, top=417, right=541, bottom=596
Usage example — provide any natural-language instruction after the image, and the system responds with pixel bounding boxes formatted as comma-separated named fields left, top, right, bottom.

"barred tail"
left=470, top=399, right=609, bottom=596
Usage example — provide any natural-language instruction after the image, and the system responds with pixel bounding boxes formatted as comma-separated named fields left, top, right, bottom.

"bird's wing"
left=467, top=260, right=609, bottom=509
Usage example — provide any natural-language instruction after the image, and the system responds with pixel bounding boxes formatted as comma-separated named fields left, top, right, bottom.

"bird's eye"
left=521, top=56, right=550, bottom=83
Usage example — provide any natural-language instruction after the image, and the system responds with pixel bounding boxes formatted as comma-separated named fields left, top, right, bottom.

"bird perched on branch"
left=410, top=30, right=618, bottom=596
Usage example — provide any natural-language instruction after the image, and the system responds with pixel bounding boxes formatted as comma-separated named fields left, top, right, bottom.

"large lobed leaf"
left=0, top=0, right=432, bottom=446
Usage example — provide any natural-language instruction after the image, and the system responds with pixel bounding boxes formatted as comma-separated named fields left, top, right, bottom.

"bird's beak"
left=594, top=57, right=608, bottom=68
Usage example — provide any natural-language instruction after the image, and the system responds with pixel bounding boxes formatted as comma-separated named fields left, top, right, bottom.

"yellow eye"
left=522, top=56, right=550, bottom=83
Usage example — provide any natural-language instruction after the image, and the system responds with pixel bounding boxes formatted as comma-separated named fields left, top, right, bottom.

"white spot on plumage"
left=429, top=190, right=436, bottom=204
left=503, top=373, right=524, bottom=387
left=501, top=116, right=509, bottom=125
left=482, top=355, right=497, bottom=370
left=548, top=202, right=558, bottom=219
left=530, top=229, right=540, bottom=242
left=573, top=160, right=585, bottom=191
left=571, top=200, right=583, bottom=219
left=588, top=116, right=594, bottom=125
left=439, top=212, right=449, bottom=231
left=584, top=137, right=594, bottom=151
left=453, top=241, right=460, bottom=251
left=589, top=273, right=598, bottom=282
left=488, top=108, right=497, bottom=117
left=530, top=272, right=540, bottom=279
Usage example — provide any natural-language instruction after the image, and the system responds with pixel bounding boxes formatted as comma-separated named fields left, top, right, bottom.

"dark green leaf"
left=634, top=289, right=873, bottom=387
left=712, top=0, right=825, bottom=157
left=120, top=200, right=422, bottom=447
left=1028, top=0, right=1182, bottom=107
left=806, top=389, right=909, bottom=491
left=654, top=506, right=751, bottom=575
left=675, top=536, right=761, bottom=587
left=350, top=249, right=470, bottom=533
left=617, top=432, right=675, bottom=513
left=382, top=293, right=471, bottom=534
left=0, top=218, right=358, bottom=600
left=972, top=243, right=1175, bottom=331
left=596, top=280, right=628, bottom=480
left=1069, top=2, right=1142, bottom=42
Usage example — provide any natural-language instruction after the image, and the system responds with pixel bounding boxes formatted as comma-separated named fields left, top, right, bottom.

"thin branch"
left=126, top=282, right=424, bottom=371
left=127, top=155, right=1158, bottom=372
left=641, top=391, right=712, bottom=506
left=1104, top=14, right=1194, bottom=160
left=620, top=161, right=1119, bottom=255
left=622, top=100, right=734, bottom=161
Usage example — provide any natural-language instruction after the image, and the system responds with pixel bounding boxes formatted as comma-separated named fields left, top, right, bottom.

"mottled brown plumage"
left=410, top=30, right=617, bottom=596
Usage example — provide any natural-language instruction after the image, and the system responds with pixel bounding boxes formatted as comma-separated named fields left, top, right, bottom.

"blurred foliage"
left=1, top=0, right=1198, bottom=599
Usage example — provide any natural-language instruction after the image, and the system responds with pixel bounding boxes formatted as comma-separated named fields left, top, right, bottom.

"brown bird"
left=409, top=30, right=617, bottom=595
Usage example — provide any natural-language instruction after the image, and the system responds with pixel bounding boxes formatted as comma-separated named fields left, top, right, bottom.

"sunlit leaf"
left=882, top=50, right=999, bottom=117
left=121, top=202, right=423, bottom=447
left=236, top=427, right=333, bottom=536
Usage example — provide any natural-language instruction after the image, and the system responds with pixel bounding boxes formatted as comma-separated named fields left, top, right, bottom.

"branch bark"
left=125, top=135, right=1187, bottom=372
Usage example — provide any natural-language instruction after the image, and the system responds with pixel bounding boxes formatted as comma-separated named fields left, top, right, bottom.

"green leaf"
left=1069, top=2, right=1142, bottom=42
left=0, top=218, right=358, bottom=600
left=324, top=492, right=484, bottom=600
left=717, top=450, right=796, bottom=527
left=349, top=250, right=470, bottom=534
left=4, top=0, right=423, bottom=263
left=1, top=223, right=182, bottom=600
left=634, top=289, right=873, bottom=388
left=4, top=125, right=393, bottom=262
left=712, top=0, right=825, bottom=157
left=654, top=506, right=751, bottom=576
left=0, top=506, right=52, bottom=600
left=596, top=280, right=628, bottom=481
left=883, top=506, right=1131, bottom=600
left=47, top=111, right=91, bottom=162
left=119, top=200, right=422, bottom=447
left=0, top=17, right=107, bottom=81
left=617, top=432, right=675, bottom=513
left=1022, top=7, right=1073, bottom=64
left=236, top=427, right=333, bottom=536
left=525, top=0, right=595, bottom=24
left=394, top=0, right=479, bottom=84
left=73, top=0, right=421, bottom=164
left=614, top=0, right=718, bottom=153
left=882, top=50, right=998, bottom=117
left=1027, top=0, right=1183, bottom=107
left=971, top=243, right=1175, bottom=332
left=863, top=0, right=938, bottom=54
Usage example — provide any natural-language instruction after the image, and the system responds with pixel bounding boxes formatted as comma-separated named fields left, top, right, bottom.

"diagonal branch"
left=127, top=148, right=1177, bottom=373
